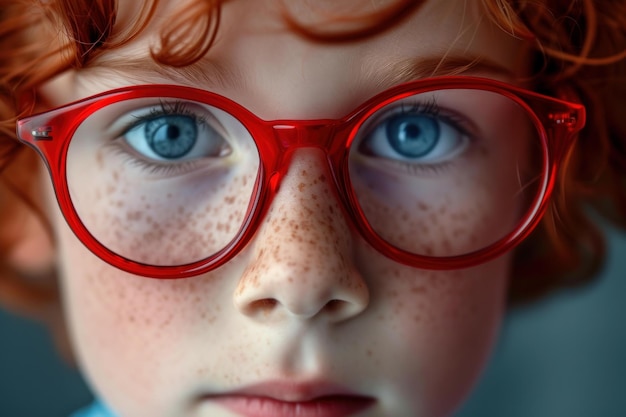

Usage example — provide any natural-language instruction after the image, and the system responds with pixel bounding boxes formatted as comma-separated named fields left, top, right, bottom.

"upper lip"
left=206, top=379, right=374, bottom=402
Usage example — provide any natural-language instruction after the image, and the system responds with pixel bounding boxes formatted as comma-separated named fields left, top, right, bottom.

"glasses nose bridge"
left=265, top=119, right=351, bottom=218
left=271, top=120, right=339, bottom=152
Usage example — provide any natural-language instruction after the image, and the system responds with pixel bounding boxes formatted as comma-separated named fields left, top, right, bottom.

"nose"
left=233, top=149, right=370, bottom=323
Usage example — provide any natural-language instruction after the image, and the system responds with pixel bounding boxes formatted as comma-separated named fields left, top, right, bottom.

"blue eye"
left=386, top=114, right=439, bottom=158
left=359, top=105, right=469, bottom=167
left=123, top=104, right=231, bottom=163
left=145, top=115, right=197, bottom=159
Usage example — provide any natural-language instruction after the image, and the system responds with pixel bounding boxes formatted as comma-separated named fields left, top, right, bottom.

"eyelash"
left=401, top=98, right=440, bottom=116
left=105, top=142, right=205, bottom=176
left=364, top=99, right=474, bottom=176
left=125, top=100, right=209, bottom=132
left=399, top=99, right=472, bottom=138
left=108, top=101, right=209, bottom=176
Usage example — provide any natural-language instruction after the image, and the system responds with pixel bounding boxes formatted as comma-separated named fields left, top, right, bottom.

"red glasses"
left=17, top=76, right=585, bottom=278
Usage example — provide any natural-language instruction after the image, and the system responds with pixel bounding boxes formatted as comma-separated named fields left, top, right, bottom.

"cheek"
left=66, top=153, right=258, bottom=266
left=55, top=220, right=240, bottom=415
left=352, top=170, right=525, bottom=258
left=355, top=249, right=509, bottom=416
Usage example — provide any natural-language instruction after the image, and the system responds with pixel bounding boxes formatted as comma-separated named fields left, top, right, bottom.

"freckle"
left=418, top=202, right=429, bottom=211
left=272, top=245, right=281, bottom=261
left=366, top=350, right=373, bottom=357
left=411, top=286, right=426, bottom=294
left=126, top=211, right=143, bottom=221
left=161, top=315, right=172, bottom=327
left=298, top=182, right=306, bottom=192
left=413, top=314, right=422, bottom=323
left=95, top=149, right=105, bottom=167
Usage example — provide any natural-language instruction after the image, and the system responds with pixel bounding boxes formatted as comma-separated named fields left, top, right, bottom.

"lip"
left=204, top=380, right=376, bottom=417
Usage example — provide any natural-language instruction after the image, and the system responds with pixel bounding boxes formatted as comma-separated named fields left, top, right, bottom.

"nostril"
left=247, top=298, right=278, bottom=316
left=245, top=298, right=354, bottom=320
left=322, top=299, right=364, bottom=321
left=324, top=299, right=347, bottom=314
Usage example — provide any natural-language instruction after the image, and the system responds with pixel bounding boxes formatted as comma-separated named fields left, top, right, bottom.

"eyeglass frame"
left=16, top=76, right=586, bottom=279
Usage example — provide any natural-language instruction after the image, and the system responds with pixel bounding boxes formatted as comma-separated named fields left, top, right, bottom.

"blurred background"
left=1, top=223, right=625, bottom=417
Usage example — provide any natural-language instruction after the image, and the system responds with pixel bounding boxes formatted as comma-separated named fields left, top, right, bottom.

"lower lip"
left=212, top=395, right=375, bottom=417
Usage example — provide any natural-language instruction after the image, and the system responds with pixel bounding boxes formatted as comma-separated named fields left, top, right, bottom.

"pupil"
left=387, top=114, right=439, bottom=158
left=166, top=125, right=181, bottom=140
left=402, top=123, right=420, bottom=140
left=146, top=115, right=197, bottom=159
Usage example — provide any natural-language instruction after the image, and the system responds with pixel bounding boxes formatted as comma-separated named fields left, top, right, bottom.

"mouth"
left=204, top=380, right=376, bottom=417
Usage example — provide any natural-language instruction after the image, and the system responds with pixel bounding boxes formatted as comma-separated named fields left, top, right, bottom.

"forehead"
left=110, top=0, right=525, bottom=69
left=75, top=0, right=528, bottom=118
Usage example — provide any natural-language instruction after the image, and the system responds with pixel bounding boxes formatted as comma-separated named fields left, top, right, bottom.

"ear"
left=0, top=145, right=57, bottom=316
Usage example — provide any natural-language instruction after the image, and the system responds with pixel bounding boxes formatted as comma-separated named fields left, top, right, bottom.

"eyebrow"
left=361, top=54, right=517, bottom=91
left=89, top=54, right=244, bottom=90
left=90, top=52, right=516, bottom=92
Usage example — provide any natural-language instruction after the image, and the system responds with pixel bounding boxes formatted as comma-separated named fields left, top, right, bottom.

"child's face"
left=38, top=1, right=527, bottom=416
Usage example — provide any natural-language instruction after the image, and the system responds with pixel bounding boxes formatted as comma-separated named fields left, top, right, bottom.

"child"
left=1, top=0, right=625, bottom=416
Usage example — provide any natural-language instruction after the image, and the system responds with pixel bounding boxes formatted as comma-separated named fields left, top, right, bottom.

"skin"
left=30, top=0, right=530, bottom=416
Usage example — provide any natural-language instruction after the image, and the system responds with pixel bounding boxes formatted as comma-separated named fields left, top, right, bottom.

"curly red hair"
left=1, top=0, right=625, bottom=319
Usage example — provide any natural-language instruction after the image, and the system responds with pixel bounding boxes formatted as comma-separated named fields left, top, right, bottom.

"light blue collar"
left=70, top=401, right=118, bottom=417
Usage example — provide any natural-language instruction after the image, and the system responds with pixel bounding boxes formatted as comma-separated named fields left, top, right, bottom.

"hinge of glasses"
left=31, top=126, right=53, bottom=140
left=549, top=112, right=578, bottom=128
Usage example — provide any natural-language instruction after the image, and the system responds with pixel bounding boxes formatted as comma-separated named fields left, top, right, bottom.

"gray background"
left=1, top=224, right=625, bottom=417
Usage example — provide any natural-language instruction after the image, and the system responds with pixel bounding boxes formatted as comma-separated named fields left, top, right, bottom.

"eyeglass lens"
left=65, top=88, right=542, bottom=266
